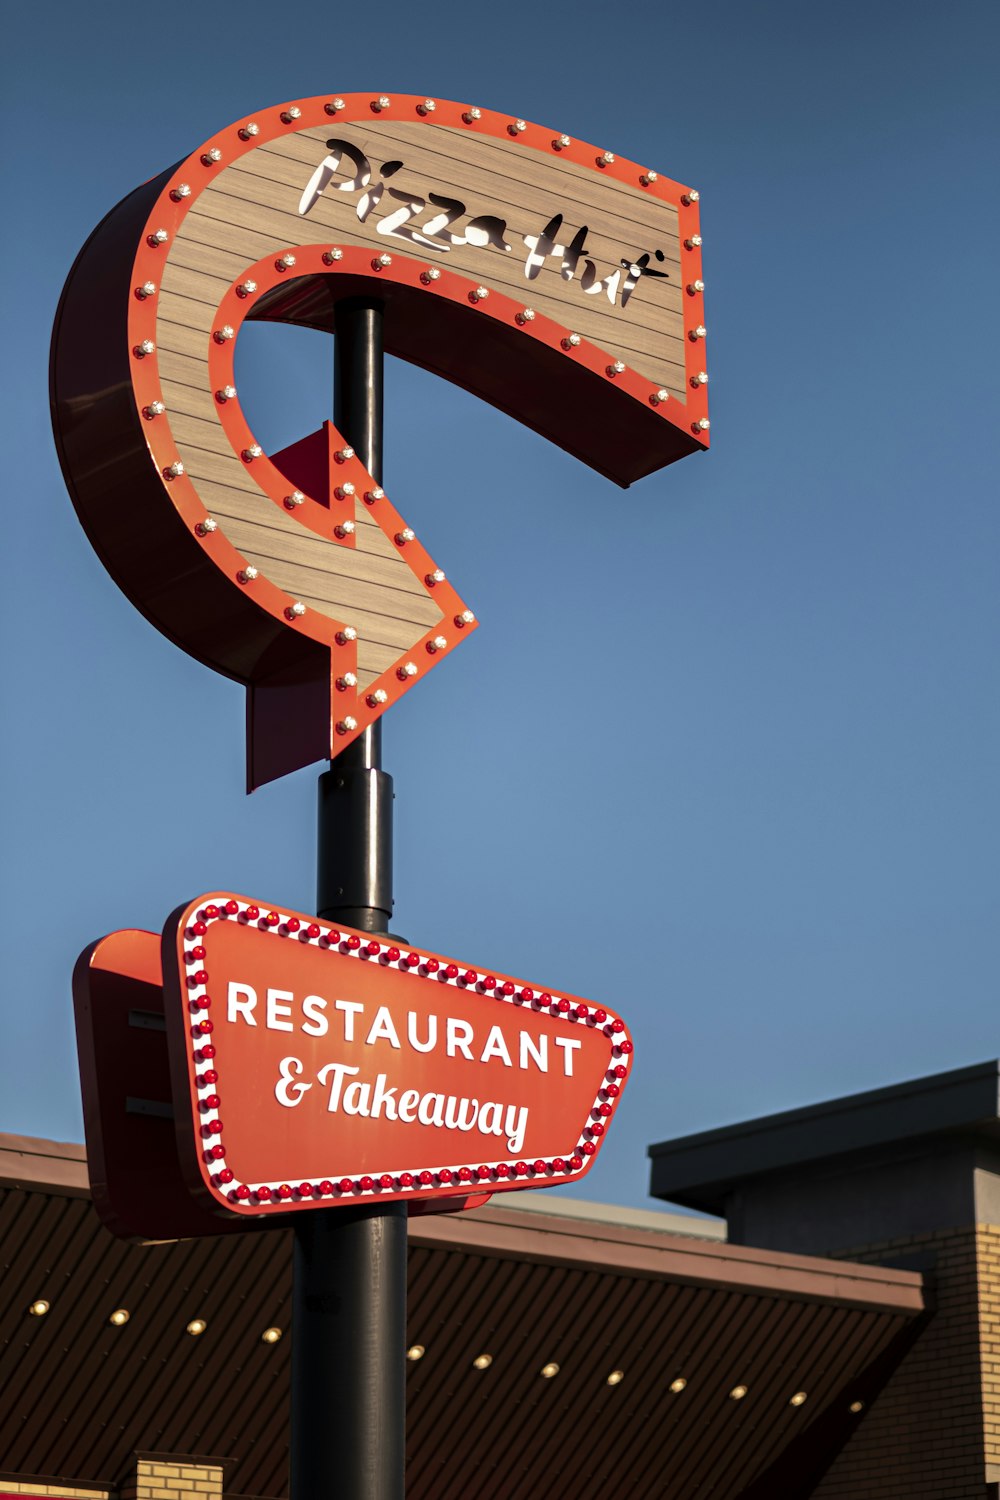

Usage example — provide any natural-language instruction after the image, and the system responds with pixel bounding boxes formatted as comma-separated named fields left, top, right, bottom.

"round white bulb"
left=608, top=360, right=626, bottom=375
left=326, top=99, right=345, bottom=114
left=691, top=324, right=707, bottom=340
left=336, top=482, right=355, bottom=498
left=336, top=447, right=355, bottom=462
left=239, top=566, right=258, bottom=582
left=289, top=602, right=306, bottom=617
left=281, top=106, right=302, bottom=122
left=683, top=189, right=700, bottom=204
left=511, top=119, right=527, bottom=134
left=687, top=279, right=705, bottom=294
left=323, top=248, right=344, bottom=264
left=237, top=280, right=257, bottom=297
left=396, top=528, right=414, bottom=544
left=517, top=308, right=536, bottom=323
left=196, top=518, right=218, bottom=535
left=202, top=148, right=222, bottom=164
left=143, top=401, right=166, bottom=418
left=365, top=487, right=384, bottom=502
left=239, top=123, right=259, bottom=139
left=685, top=234, right=703, bottom=249
left=373, top=253, right=392, bottom=269
left=421, top=267, right=441, bottom=283
left=641, top=170, right=658, bottom=185
left=553, top=134, right=571, bottom=149
left=277, top=253, right=297, bottom=270
left=696, top=417, right=711, bottom=431
left=285, top=491, right=305, bottom=508
left=243, top=444, right=263, bottom=460
left=150, top=229, right=168, bottom=245
left=137, top=281, right=156, bottom=299
left=471, top=286, right=489, bottom=301
left=216, top=386, right=236, bottom=402
left=372, top=688, right=388, bottom=704
left=171, top=183, right=191, bottom=200
left=214, top=324, right=234, bottom=343
left=599, top=151, right=615, bottom=166
left=418, top=99, right=436, bottom=114
left=338, top=716, right=358, bottom=733
left=563, top=333, right=581, bottom=348
left=165, top=462, right=184, bottom=478
left=432, top=635, right=447, bottom=650
left=463, top=107, right=481, bottom=122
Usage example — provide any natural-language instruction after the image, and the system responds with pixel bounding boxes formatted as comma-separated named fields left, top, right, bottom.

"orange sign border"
left=163, top=894, right=634, bottom=1217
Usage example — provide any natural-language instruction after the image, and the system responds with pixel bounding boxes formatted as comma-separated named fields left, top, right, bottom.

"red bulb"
left=495, top=1163, right=511, bottom=1178
left=552, top=1157, right=566, bottom=1172
left=556, top=998, right=570, bottom=1012
left=359, top=1175, right=374, bottom=1192
left=605, top=1084, right=620, bottom=1098
left=483, top=975, right=496, bottom=990
left=202, top=1119, right=222, bottom=1136
left=286, top=917, right=301, bottom=933
left=613, top=1064, right=627, bottom=1079
left=538, top=992, right=552, bottom=1007
left=367, top=940, right=381, bottom=956
left=424, top=958, right=439, bottom=974
left=187, top=922, right=205, bottom=939
left=599, top=1103, right=613, bottom=1117
left=463, top=969, right=477, bottom=986
left=192, top=969, right=209, bottom=985
left=277, top=1183, right=293, bottom=1199
left=199, top=1044, right=217, bottom=1059
left=570, top=1154, right=583, bottom=1170
left=328, top=929, right=341, bottom=944
left=224, top=899, right=239, bottom=915
left=203, top=904, right=220, bottom=920
left=590, top=1122, right=605, bottom=1137
left=202, top=1094, right=221, bottom=1110
left=532, top=1159, right=546, bottom=1173
left=514, top=1161, right=528, bottom=1176
left=593, top=1008, right=607, bottom=1023
left=188, top=946, right=206, bottom=961
left=618, top=1040, right=634, bottom=1054
left=445, top=963, right=459, bottom=979
left=419, top=1170, right=433, bottom=1185
left=198, top=1019, right=214, bottom=1034
left=582, top=1141, right=596, bottom=1155
left=575, top=1004, right=589, bottom=1019
left=520, top=987, right=534, bottom=1002
left=246, top=905, right=259, bottom=920
left=405, top=952, right=420, bottom=967
left=501, top=981, right=515, bottom=998
left=319, top=1180, right=334, bottom=1194
left=307, top=923, right=321, bottom=939
left=338, top=1178, right=353, bottom=1193
left=458, top=1166, right=473, bottom=1182
left=476, top=1165, right=491, bottom=1180
left=379, top=1173, right=394, bottom=1189
left=400, top=1172, right=414, bottom=1188
left=387, top=946, right=401, bottom=961
left=236, top=1184, right=251, bottom=1200
left=256, top=1185, right=272, bottom=1200
left=265, top=911, right=280, bottom=926
left=438, top=1168, right=453, bottom=1184
left=346, top=935, right=361, bottom=950
left=219, top=1167, right=234, bottom=1183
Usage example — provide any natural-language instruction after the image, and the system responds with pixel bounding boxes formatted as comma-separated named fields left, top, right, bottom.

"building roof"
left=648, top=1060, right=1000, bottom=1216
left=0, top=1135, right=925, bottom=1499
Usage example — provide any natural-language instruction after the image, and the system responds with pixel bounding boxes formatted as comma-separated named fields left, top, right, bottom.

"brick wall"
left=118, top=1461, right=223, bottom=1500
left=811, top=1224, right=991, bottom=1499
left=979, top=1226, right=1000, bottom=1483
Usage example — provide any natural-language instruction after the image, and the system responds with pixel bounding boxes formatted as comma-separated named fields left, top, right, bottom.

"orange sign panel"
left=51, top=93, right=708, bottom=787
left=162, top=895, right=633, bottom=1216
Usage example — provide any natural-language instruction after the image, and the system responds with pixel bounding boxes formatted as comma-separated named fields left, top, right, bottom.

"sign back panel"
left=162, top=894, right=633, bottom=1217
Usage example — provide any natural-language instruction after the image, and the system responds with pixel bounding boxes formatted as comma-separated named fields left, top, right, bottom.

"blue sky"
left=2, top=0, right=997, bottom=1212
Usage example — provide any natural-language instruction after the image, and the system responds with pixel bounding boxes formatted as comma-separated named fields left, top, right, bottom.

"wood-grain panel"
left=161, top=118, right=688, bottom=391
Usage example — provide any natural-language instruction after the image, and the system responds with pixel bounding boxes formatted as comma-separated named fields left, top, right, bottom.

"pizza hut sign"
left=163, top=895, right=633, bottom=1216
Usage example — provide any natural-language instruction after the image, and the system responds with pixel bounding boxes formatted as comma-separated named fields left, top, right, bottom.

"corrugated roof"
left=0, top=1140, right=925, bottom=1499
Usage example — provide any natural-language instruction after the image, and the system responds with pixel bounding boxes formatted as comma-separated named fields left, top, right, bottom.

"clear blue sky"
left=2, top=0, right=997, bottom=1212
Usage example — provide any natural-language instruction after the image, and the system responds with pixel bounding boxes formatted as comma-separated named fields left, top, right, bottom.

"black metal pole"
left=289, top=297, right=407, bottom=1500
